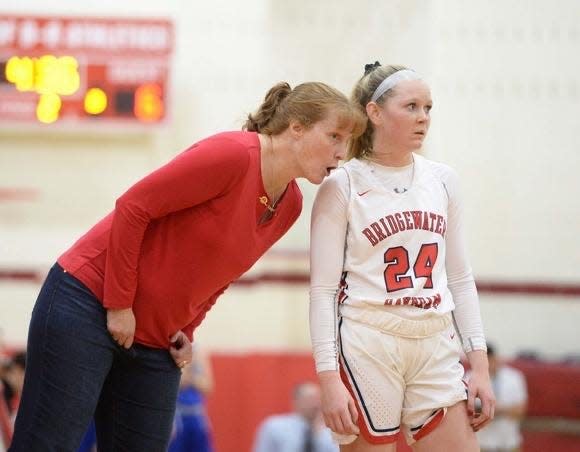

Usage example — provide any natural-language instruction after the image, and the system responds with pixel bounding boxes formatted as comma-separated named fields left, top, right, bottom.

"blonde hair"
left=243, top=82, right=366, bottom=137
left=347, top=64, right=409, bottom=160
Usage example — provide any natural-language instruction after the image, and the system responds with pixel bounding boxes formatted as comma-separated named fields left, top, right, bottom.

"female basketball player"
left=309, top=63, right=495, bottom=451
left=10, top=81, right=365, bottom=452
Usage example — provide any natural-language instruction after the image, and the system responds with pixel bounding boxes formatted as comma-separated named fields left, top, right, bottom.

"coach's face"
left=292, top=112, right=351, bottom=184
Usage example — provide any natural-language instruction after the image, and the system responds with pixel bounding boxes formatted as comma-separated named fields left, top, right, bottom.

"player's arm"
left=310, top=170, right=359, bottom=436
left=443, top=167, right=486, bottom=353
left=443, top=166, right=495, bottom=429
left=465, top=350, right=495, bottom=430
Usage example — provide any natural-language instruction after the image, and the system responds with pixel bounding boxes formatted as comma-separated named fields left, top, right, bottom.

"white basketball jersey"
left=338, top=154, right=455, bottom=321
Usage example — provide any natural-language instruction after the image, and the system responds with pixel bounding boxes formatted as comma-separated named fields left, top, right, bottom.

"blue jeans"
left=9, top=264, right=181, bottom=452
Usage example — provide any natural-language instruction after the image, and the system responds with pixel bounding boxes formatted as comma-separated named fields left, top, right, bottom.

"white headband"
left=370, top=69, right=422, bottom=103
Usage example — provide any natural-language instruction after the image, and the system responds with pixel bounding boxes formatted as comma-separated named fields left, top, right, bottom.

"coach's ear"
left=289, top=119, right=305, bottom=138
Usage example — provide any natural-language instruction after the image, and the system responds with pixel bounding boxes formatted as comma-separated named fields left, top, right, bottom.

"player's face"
left=295, top=111, right=352, bottom=184
left=377, top=79, right=432, bottom=151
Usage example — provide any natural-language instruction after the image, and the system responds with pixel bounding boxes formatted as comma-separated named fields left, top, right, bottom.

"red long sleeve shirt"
left=58, top=131, right=302, bottom=348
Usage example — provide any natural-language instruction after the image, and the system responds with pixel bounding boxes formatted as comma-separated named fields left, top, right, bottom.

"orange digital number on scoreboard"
left=0, top=15, right=173, bottom=126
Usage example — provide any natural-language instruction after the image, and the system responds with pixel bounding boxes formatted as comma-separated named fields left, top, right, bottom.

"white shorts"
left=337, top=312, right=467, bottom=445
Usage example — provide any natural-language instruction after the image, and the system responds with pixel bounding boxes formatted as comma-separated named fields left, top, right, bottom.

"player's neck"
left=367, top=146, right=413, bottom=167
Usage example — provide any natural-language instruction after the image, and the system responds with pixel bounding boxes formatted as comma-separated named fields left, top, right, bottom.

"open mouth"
left=326, top=166, right=337, bottom=176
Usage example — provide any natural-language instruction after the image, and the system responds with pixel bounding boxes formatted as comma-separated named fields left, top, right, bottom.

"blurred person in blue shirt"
left=169, top=344, right=214, bottom=452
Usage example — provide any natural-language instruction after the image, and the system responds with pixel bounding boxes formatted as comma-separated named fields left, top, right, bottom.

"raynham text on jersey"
left=384, top=293, right=441, bottom=309
left=362, top=210, right=446, bottom=246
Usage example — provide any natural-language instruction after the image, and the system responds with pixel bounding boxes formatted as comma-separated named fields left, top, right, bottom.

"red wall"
left=510, top=359, right=580, bottom=419
left=206, top=353, right=580, bottom=452
left=207, top=353, right=318, bottom=452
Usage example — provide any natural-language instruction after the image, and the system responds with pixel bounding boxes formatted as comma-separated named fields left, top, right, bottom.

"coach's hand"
left=169, top=331, right=193, bottom=370
left=467, top=350, right=496, bottom=432
left=319, top=370, right=360, bottom=436
left=107, top=307, right=136, bottom=349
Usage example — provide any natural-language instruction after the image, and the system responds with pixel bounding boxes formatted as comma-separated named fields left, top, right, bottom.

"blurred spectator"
left=562, top=353, right=580, bottom=365
left=253, top=382, right=337, bottom=452
left=0, top=359, right=13, bottom=417
left=0, top=329, right=7, bottom=359
left=169, top=344, right=214, bottom=452
left=1, top=351, right=25, bottom=419
left=1, top=375, right=12, bottom=449
left=0, top=351, right=25, bottom=450
left=477, top=344, right=528, bottom=452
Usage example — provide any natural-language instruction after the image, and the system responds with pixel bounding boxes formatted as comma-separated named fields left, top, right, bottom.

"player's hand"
left=169, top=331, right=193, bottom=370
left=319, top=371, right=360, bottom=436
left=107, top=307, right=136, bottom=349
left=467, top=369, right=496, bottom=432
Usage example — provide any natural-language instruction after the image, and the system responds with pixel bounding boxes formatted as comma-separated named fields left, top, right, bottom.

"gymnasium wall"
left=1, top=0, right=579, bottom=357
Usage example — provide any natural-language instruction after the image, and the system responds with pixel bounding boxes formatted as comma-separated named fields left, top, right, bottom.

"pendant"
left=259, top=195, right=276, bottom=213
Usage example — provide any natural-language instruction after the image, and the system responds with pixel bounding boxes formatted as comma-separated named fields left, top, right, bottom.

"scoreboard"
left=0, top=15, right=173, bottom=126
